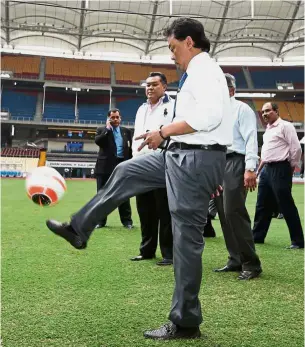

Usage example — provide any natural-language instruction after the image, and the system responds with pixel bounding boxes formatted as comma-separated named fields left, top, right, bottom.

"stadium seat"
left=1, top=55, right=40, bottom=79
left=249, top=66, right=304, bottom=89
left=1, top=89, right=37, bottom=119
left=115, top=63, right=179, bottom=85
left=45, top=58, right=111, bottom=83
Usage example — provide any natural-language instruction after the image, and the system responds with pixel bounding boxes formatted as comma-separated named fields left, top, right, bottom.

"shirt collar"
left=113, top=126, right=120, bottom=132
left=186, top=52, right=210, bottom=75
left=267, top=117, right=282, bottom=129
left=147, top=94, right=166, bottom=105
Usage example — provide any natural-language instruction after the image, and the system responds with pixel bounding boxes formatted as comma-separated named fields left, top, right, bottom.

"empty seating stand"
left=1, top=89, right=37, bottom=119
left=1, top=55, right=40, bottom=79
left=45, top=58, right=111, bottom=84
left=249, top=66, right=304, bottom=89
left=116, top=96, right=146, bottom=123
left=78, top=93, right=110, bottom=122
left=222, top=66, right=248, bottom=89
left=115, top=63, right=179, bottom=86
left=43, top=91, right=76, bottom=122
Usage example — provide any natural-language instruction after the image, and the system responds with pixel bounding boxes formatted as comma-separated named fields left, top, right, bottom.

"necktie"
left=178, top=72, right=188, bottom=92
left=173, top=72, right=188, bottom=121
left=162, top=72, right=188, bottom=151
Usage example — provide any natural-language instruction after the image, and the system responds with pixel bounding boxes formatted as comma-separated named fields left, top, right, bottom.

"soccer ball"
left=26, top=166, right=67, bottom=206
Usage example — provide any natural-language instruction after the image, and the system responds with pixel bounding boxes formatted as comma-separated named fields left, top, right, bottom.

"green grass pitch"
left=2, top=179, right=304, bottom=347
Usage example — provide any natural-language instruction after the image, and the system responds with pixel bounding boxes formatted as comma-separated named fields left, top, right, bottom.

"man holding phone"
left=94, top=108, right=133, bottom=229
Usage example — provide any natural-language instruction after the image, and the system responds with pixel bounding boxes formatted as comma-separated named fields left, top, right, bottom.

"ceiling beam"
left=144, top=1, right=159, bottom=55
left=277, top=0, right=302, bottom=57
left=5, top=1, right=10, bottom=44
left=211, top=1, right=230, bottom=56
left=77, top=0, right=86, bottom=51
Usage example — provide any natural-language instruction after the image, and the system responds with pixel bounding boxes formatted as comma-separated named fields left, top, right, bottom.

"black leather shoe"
left=238, top=268, right=262, bottom=280
left=144, top=323, right=201, bottom=340
left=156, top=259, right=173, bottom=266
left=254, top=239, right=265, bottom=244
left=286, top=244, right=304, bottom=249
left=130, top=255, right=155, bottom=261
left=214, top=265, right=242, bottom=272
left=46, top=220, right=86, bottom=250
left=203, top=215, right=216, bottom=238
left=124, top=224, right=134, bottom=230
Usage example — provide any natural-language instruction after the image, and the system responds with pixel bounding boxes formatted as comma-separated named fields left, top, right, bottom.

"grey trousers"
left=71, top=149, right=226, bottom=327
left=215, top=154, right=261, bottom=270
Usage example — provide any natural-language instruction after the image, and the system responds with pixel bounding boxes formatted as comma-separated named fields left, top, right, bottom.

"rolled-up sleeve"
left=284, top=123, right=302, bottom=167
left=239, top=104, right=259, bottom=170
left=184, top=75, right=223, bottom=132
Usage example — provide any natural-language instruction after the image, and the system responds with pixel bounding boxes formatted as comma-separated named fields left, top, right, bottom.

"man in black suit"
left=95, top=108, right=133, bottom=229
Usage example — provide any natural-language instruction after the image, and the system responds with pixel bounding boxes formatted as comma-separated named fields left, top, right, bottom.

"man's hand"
left=244, top=170, right=257, bottom=192
left=135, top=130, right=163, bottom=151
left=211, top=185, right=223, bottom=199
left=106, top=118, right=112, bottom=130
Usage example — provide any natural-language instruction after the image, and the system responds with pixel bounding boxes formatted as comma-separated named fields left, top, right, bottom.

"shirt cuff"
left=245, top=159, right=257, bottom=171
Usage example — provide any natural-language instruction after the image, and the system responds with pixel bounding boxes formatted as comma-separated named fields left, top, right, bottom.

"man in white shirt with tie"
left=46, top=18, right=233, bottom=340
left=131, top=72, right=174, bottom=265
left=210, top=73, right=262, bottom=278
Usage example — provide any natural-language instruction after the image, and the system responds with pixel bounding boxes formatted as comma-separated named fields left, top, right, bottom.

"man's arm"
left=284, top=123, right=302, bottom=169
left=239, top=104, right=259, bottom=191
left=239, top=104, right=259, bottom=170
left=94, top=127, right=111, bottom=147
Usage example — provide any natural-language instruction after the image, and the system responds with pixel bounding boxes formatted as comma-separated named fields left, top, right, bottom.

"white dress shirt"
left=228, top=96, right=259, bottom=170
left=132, top=94, right=175, bottom=157
left=171, top=52, right=233, bottom=146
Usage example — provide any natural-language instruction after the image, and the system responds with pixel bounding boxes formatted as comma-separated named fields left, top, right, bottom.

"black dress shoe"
left=46, top=220, right=86, bottom=250
left=203, top=215, right=216, bottom=238
left=214, top=265, right=242, bottom=272
left=254, top=239, right=265, bottom=244
left=238, top=268, right=262, bottom=280
left=156, top=258, right=173, bottom=266
left=286, top=244, right=304, bottom=249
left=144, top=323, right=201, bottom=340
left=130, top=255, right=155, bottom=261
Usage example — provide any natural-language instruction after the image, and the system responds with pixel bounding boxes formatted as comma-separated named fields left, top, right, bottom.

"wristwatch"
left=247, top=168, right=255, bottom=172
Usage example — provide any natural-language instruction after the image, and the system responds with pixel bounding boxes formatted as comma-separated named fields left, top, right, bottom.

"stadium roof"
left=1, top=0, right=304, bottom=65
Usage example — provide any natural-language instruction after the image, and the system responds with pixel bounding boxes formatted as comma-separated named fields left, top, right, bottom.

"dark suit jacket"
left=94, top=126, right=132, bottom=175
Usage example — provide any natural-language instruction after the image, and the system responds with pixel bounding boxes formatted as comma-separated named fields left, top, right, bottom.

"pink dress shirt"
left=261, top=118, right=302, bottom=168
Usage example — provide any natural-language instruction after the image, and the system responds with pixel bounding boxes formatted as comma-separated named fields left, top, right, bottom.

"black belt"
left=168, top=142, right=227, bottom=152
left=265, top=160, right=289, bottom=166
left=226, top=152, right=245, bottom=158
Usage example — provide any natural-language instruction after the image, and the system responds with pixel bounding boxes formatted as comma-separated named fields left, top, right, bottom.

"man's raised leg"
left=46, top=153, right=166, bottom=248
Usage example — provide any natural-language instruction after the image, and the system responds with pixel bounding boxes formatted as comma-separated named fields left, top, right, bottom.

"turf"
left=1, top=179, right=304, bottom=347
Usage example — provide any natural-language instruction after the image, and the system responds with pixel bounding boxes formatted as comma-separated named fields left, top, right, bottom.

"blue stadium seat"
left=1, top=89, right=37, bottom=119
left=43, top=102, right=75, bottom=121
left=116, top=97, right=146, bottom=124
left=249, top=66, right=304, bottom=89
left=78, top=103, right=109, bottom=122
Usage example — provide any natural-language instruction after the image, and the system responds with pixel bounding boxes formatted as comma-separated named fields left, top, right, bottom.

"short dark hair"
left=148, top=72, right=168, bottom=85
left=108, top=108, right=121, bottom=117
left=163, top=18, right=210, bottom=53
left=271, top=103, right=279, bottom=113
